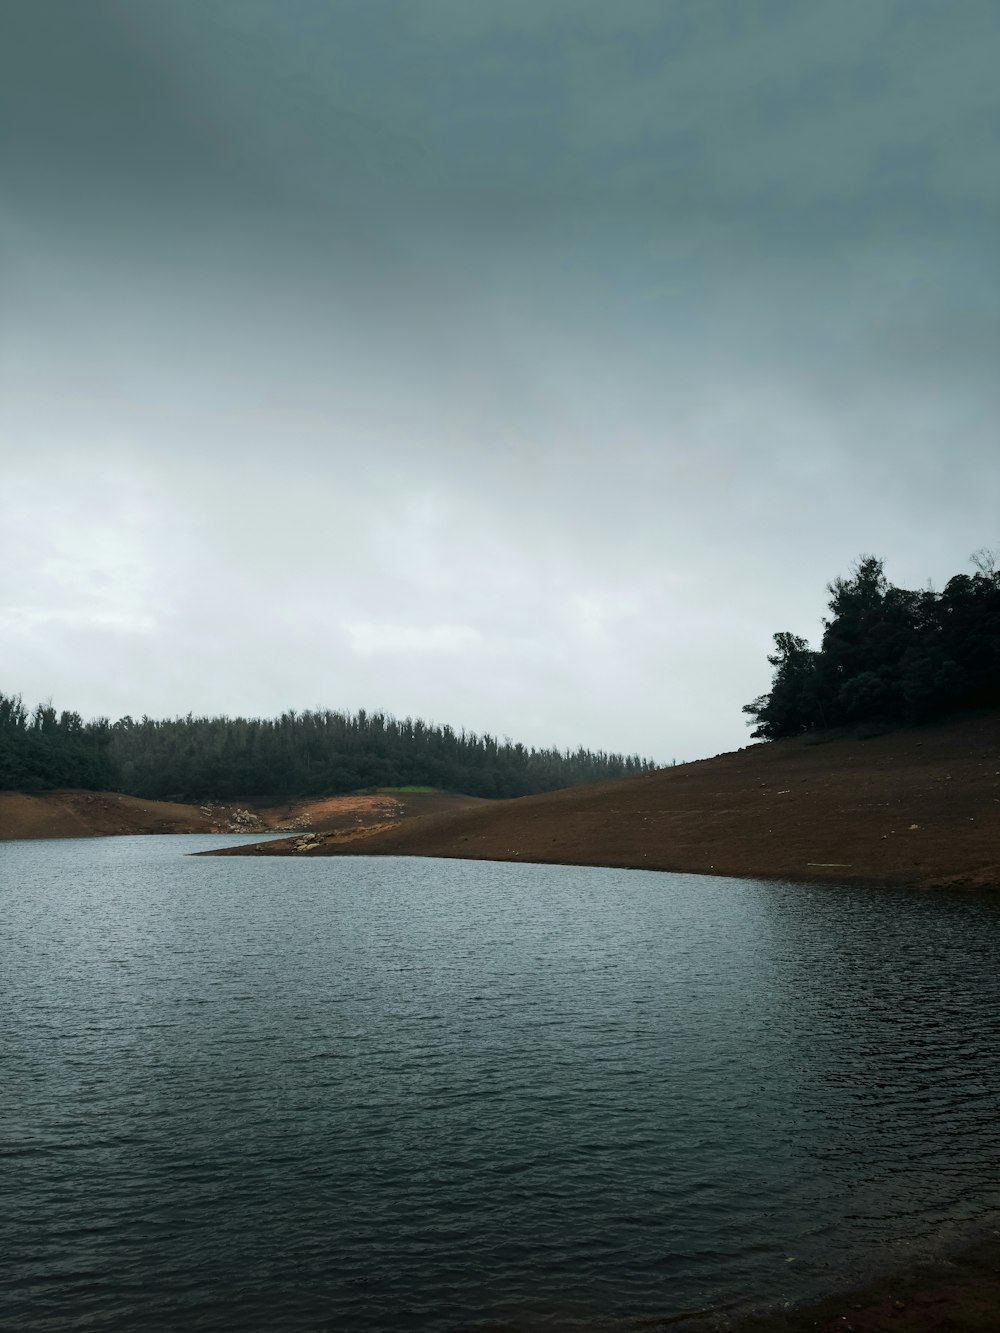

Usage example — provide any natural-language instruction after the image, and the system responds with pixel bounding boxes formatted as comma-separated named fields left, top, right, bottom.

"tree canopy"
left=0, top=694, right=118, bottom=793
left=744, top=552, right=1000, bottom=740
left=0, top=695, right=655, bottom=800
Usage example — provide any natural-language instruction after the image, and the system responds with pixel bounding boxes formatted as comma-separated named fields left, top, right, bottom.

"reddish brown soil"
left=219, top=712, right=1000, bottom=891
left=0, top=790, right=219, bottom=839
left=0, top=788, right=485, bottom=842
left=257, top=790, right=487, bottom=834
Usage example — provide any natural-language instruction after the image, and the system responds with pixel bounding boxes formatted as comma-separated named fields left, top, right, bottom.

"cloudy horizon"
left=2, top=1, right=997, bottom=763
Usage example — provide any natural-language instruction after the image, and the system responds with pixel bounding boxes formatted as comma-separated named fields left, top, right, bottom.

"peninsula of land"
left=208, top=710, right=996, bottom=891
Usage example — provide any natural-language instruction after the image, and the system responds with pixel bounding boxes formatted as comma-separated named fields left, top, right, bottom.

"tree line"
left=0, top=696, right=655, bottom=799
left=0, top=696, right=118, bottom=793
left=744, top=551, right=1000, bottom=740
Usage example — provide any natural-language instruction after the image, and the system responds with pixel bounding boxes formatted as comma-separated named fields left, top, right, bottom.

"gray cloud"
left=1, top=1, right=997, bottom=761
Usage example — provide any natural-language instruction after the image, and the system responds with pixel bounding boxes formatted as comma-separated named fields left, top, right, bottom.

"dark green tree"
left=746, top=550, right=1000, bottom=739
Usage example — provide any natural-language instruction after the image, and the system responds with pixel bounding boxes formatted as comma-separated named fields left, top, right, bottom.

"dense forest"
left=0, top=696, right=118, bottom=794
left=0, top=697, right=655, bottom=800
left=745, top=551, right=1000, bottom=740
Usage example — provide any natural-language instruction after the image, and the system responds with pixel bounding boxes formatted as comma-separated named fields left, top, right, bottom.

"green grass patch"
left=355, top=785, right=442, bottom=795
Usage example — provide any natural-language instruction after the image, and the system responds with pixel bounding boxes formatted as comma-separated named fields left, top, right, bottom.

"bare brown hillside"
left=0, top=790, right=217, bottom=839
left=0, top=789, right=485, bottom=841
left=214, top=712, right=1000, bottom=890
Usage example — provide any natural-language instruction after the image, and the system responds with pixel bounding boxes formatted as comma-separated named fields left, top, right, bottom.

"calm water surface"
left=3, top=836, right=999, bottom=1330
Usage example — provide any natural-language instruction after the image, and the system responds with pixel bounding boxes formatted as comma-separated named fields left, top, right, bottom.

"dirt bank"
left=214, top=712, right=1000, bottom=890
left=0, top=790, right=218, bottom=839
left=0, top=788, right=485, bottom=842
left=729, top=1233, right=1000, bottom=1332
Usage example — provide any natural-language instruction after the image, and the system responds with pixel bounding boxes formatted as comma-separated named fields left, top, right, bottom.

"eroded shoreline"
left=725, top=1231, right=1000, bottom=1333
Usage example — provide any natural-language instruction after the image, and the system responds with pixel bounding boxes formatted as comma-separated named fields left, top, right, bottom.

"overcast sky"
left=2, top=1, right=998, bottom=762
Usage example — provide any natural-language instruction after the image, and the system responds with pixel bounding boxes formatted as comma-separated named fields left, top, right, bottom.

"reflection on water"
left=2, top=836, right=999, bottom=1330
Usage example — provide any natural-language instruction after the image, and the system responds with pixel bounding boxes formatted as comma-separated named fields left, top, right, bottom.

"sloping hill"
left=0, top=788, right=485, bottom=841
left=215, top=712, right=1000, bottom=890
left=0, top=790, right=219, bottom=839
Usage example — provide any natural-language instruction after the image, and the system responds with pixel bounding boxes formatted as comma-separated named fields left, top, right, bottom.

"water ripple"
left=2, top=836, right=1000, bottom=1330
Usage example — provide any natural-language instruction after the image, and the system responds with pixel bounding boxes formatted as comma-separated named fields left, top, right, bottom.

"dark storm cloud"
left=6, top=1, right=997, bottom=224
left=0, top=4, right=229, bottom=211
left=1, top=1, right=997, bottom=759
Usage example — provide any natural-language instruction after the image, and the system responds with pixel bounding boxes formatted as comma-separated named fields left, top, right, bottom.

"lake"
left=3, top=835, right=999, bottom=1330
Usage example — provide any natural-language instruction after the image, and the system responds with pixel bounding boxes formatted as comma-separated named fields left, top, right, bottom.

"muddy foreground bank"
left=725, top=1233, right=1000, bottom=1332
